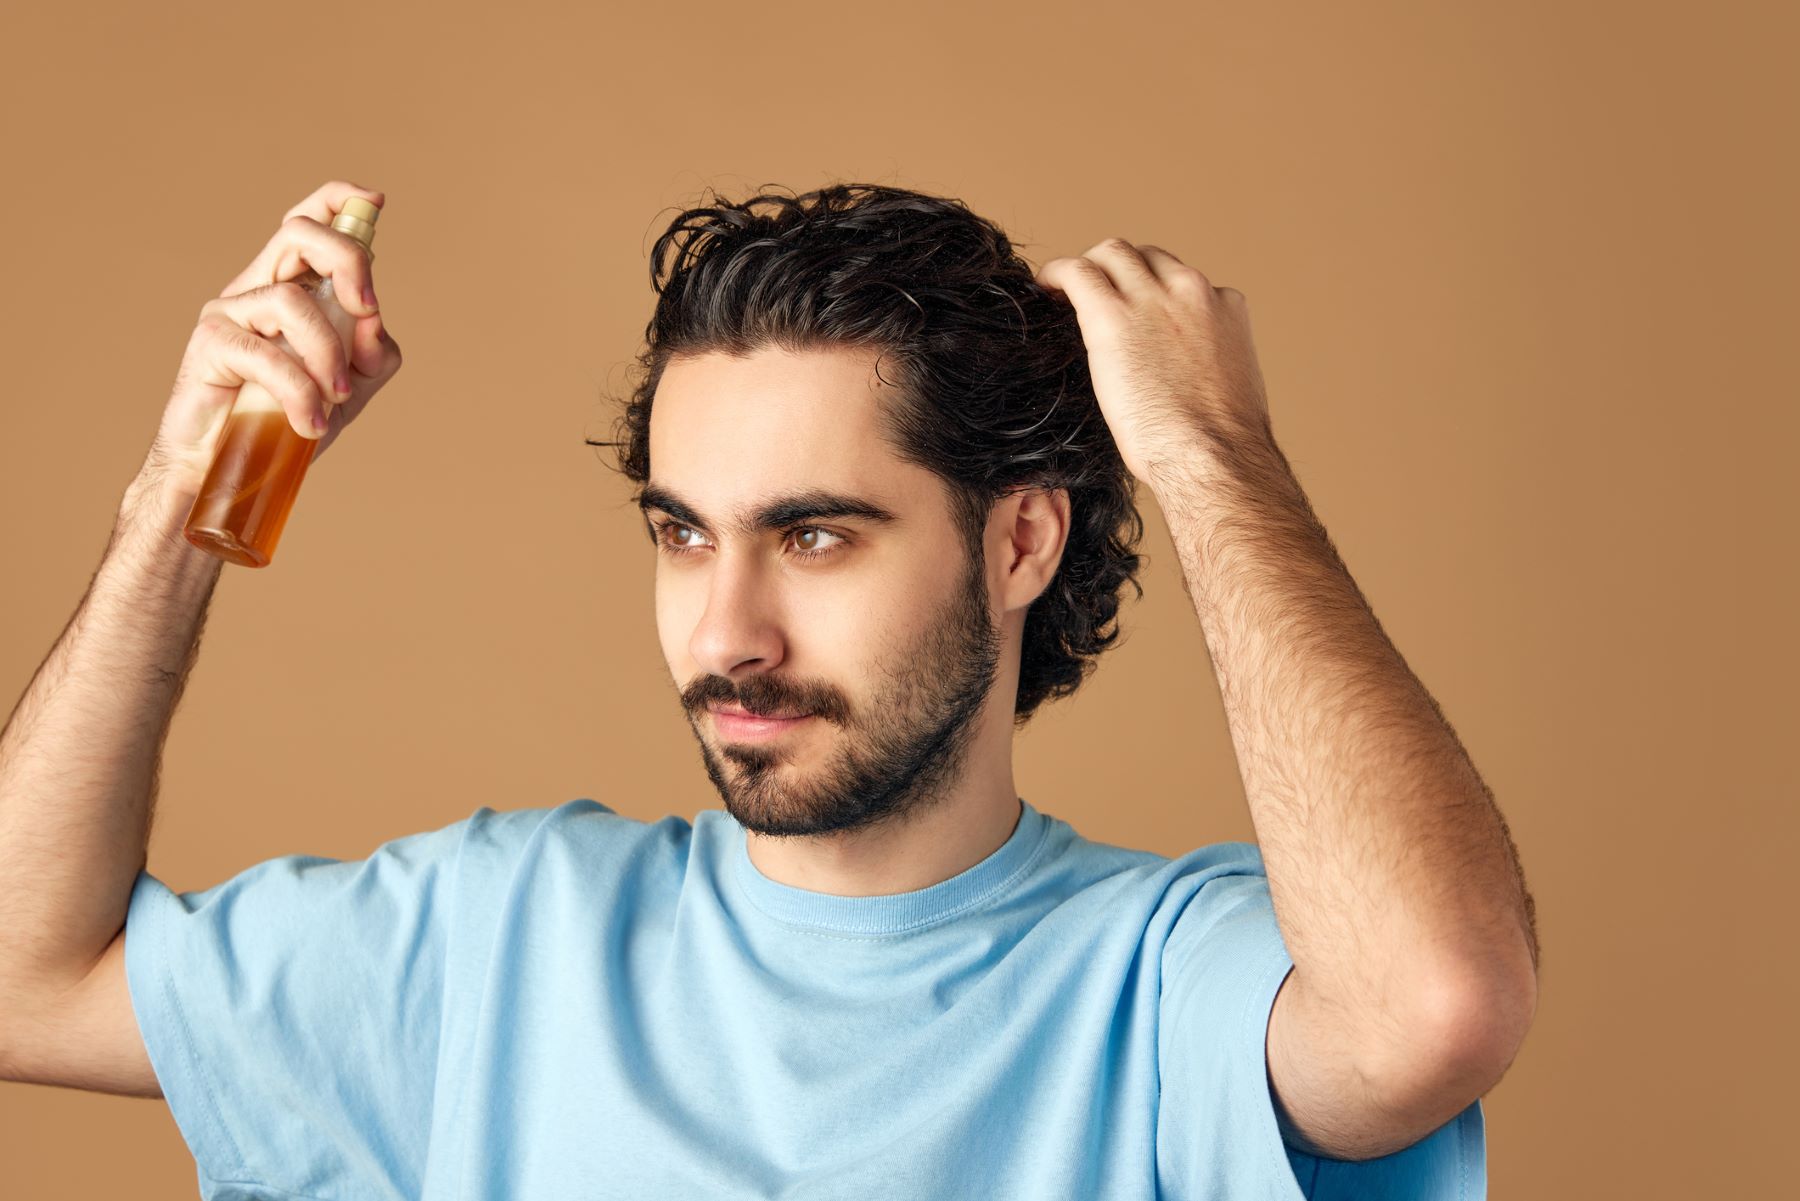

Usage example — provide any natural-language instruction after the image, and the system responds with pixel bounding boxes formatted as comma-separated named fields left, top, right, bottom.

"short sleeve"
left=124, top=811, right=489, bottom=1201
left=1155, top=844, right=1487, bottom=1201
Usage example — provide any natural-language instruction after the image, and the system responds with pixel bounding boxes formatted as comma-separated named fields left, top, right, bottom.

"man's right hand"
left=141, top=179, right=404, bottom=499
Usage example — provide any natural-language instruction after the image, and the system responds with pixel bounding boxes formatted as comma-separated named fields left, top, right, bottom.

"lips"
left=709, top=705, right=809, bottom=720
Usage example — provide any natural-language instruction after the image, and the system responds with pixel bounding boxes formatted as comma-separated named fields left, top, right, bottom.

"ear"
left=997, top=487, right=1072, bottom=615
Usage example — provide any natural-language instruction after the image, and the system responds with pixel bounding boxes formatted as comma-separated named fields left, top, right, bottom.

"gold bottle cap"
left=330, top=196, right=381, bottom=264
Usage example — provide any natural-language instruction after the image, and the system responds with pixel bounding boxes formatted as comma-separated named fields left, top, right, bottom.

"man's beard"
left=679, top=540, right=1003, bottom=839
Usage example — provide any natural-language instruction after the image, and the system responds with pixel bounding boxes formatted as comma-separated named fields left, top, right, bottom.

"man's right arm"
left=0, top=180, right=396, bottom=1095
left=0, top=465, right=219, bottom=1091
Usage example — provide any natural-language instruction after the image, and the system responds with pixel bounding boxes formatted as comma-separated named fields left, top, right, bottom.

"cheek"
left=653, top=573, right=703, bottom=671
left=769, top=588, right=887, bottom=690
left=802, top=588, right=914, bottom=671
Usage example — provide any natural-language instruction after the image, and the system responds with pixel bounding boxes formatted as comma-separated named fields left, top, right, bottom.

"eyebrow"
left=636, top=483, right=901, bottom=540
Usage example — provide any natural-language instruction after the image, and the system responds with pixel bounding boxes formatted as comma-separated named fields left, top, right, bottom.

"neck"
left=744, top=765, right=1024, bottom=896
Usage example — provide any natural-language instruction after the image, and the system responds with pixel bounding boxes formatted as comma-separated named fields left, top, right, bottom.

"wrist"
left=1146, top=425, right=1297, bottom=514
left=113, top=465, right=216, bottom=576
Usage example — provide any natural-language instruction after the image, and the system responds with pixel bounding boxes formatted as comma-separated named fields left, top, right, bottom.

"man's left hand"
left=1035, top=239, right=1272, bottom=487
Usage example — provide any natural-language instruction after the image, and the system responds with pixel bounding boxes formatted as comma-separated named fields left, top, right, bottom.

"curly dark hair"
left=587, top=181, right=1145, bottom=726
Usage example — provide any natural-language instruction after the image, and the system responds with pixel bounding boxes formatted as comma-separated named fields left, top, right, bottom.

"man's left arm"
left=1037, top=240, right=1539, bottom=1163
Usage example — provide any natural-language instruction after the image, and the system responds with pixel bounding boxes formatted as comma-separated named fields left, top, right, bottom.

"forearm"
left=0, top=466, right=222, bottom=992
left=1150, top=433, right=1537, bottom=1043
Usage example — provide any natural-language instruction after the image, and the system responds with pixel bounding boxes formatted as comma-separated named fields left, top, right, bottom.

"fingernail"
left=313, top=410, right=331, bottom=435
left=362, top=282, right=378, bottom=310
left=334, top=367, right=351, bottom=398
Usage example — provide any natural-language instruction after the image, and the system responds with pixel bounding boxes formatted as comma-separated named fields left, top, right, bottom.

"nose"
left=686, top=551, right=787, bottom=679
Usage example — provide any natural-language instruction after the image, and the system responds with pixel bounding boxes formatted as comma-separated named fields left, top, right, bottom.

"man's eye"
left=662, top=522, right=702, bottom=550
left=789, top=527, right=844, bottom=558
left=651, top=520, right=845, bottom=560
left=653, top=521, right=709, bottom=552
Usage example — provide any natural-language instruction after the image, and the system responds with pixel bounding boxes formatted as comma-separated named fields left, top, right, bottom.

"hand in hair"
left=1035, top=239, right=1269, bottom=489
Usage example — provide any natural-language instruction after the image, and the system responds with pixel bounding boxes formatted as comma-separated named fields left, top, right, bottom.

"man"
left=0, top=179, right=1538, bottom=1200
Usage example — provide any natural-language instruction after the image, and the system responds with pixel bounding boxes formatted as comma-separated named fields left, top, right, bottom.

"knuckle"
left=198, top=318, right=239, bottom=349
left=230, top=322, right=274, bottom=357
left=213, top=320, right=257, bottom=352
left=332, top=226, right=370, bottom=261
left=269, top=279, right=310, bottom=308
left=1101, top=236, right=1135, bottom=253
left=238, top=334, right=284, bottom=373
left=285, top=360, right=325, bottom=404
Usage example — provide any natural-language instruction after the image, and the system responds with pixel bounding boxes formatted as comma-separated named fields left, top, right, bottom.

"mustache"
left=682, top=674, right=850, bottom=724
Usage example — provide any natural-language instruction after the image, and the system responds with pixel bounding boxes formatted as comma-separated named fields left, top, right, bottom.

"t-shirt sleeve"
left=123, top=808, right=522, bottom=1201
left=1155, top=843, right=1487, bottom=1201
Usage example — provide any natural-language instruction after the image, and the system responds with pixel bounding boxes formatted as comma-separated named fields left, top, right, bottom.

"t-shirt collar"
left=731, top=796, right=1048, bottom=935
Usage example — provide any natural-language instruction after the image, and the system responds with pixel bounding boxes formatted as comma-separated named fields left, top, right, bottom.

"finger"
left=280, top=179, right=385, bottom=227
left=219, top=179, right=384, bottom=302
left=221, top=181, right=384, bottom=296
left=317, top=323, right=401, bottom=461
left=348, top=313, right=384, bottom=376
left=1138, top=245, right=1215, bottom=293
left=195, top=318, right=331, bottom=439
left=1034, top=255, right=1129, bottom=337
left=220, top=213, right=380, bottom=318
left=1035, top=254, right=1124, bottom=302
left=1078, top=237, right=1161, bottom=297
left=202, top=282, right=351, bottom=415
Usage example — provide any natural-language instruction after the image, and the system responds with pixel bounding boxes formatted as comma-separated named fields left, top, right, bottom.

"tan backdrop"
left=2, top=1, right=1793, bottom=1196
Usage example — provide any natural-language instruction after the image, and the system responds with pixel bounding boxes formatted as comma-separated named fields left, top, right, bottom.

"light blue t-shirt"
left=124, top=797, right=1485, bottom=1200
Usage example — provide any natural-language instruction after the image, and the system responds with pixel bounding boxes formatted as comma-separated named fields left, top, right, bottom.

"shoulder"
left=1154, top=839, right=1273, bottom=921
left=1016, top=815, right=1274, bottom=946
left=458, top=798, right=689, bottom=855
left=1037, top=816, right=1269, bottom=912
left=457, top=799, right=701, bottom=892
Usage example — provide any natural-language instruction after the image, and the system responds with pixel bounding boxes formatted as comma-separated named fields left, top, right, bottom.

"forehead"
left=647, top=343, right=933, bottom=514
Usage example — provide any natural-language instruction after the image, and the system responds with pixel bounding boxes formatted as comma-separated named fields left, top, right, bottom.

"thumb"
left=350, top=313, right=397, bottom=377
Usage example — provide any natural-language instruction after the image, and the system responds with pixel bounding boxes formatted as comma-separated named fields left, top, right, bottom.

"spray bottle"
left=183, top=196, right=380, bottom=567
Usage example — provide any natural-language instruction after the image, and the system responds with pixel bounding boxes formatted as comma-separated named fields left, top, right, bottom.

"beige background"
left=3, top=1, right=1794, bottom=1196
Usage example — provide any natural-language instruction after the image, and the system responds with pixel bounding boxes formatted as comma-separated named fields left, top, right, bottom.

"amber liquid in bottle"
left=183, top=197, right=377, bottom=567
left=182, top=398, right=326, bottom=567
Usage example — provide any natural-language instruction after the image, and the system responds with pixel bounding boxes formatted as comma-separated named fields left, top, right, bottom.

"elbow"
left=1350, top=928, right=1540, bottom=1117
left=1404, top=954, right=1540, bottom=1100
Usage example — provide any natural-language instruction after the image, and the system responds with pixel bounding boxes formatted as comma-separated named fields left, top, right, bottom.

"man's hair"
left=590, top=181, right=1145, bottom=726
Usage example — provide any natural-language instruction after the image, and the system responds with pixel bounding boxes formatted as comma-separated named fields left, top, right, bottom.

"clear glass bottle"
left=182, top=196, right=380, bottom=567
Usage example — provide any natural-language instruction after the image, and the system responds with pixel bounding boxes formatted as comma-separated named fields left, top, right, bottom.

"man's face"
left=643, top=344, right=1005, bottom=839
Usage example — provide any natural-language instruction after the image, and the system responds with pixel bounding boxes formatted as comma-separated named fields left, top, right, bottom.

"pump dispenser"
left=182, top=196, right=380, bottom=567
